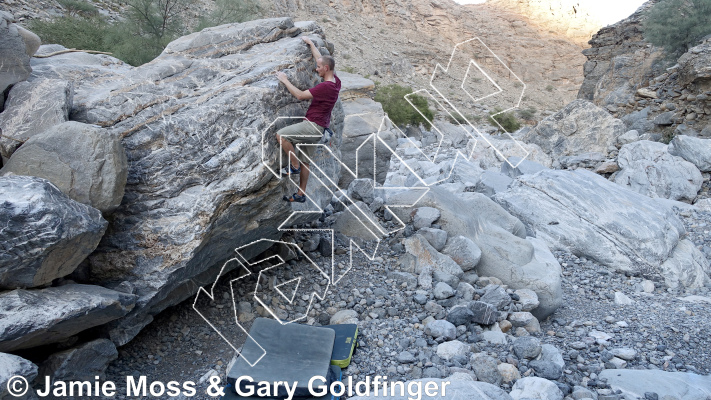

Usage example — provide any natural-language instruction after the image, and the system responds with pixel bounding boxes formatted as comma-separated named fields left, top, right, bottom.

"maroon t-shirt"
left=305, top=75, right=341, bottom=128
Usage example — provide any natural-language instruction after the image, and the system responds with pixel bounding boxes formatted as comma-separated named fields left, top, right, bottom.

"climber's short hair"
left=319, top=55, right=335, bottom=72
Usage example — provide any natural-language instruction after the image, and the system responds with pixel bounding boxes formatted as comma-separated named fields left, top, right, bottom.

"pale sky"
left=454, top=0, right=648, bottom=26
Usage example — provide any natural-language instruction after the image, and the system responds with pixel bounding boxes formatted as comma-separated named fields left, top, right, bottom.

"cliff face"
left=577, top=0, right=711, bottom=139
left=268, top=0, right=588, bottom=117
left=577, top=1, right=665, bottom=107
left=485, top=0, right=603, bottom=46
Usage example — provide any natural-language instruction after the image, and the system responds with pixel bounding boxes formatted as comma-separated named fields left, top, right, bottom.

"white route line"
left=193, top=36, right=533, bottom=368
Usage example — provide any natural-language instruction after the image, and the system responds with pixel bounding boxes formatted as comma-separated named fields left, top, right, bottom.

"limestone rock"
left=330, top=310, right=358, bottom=325
left=0, top=176, right=107, bottom=289
left=668, top=135, right=711, bottom=172
left=577, top=3, right=663, bottom=106
left=471, top=353, right=502, bottom=385
left=441, top=235, right=481, bottom=271
left=433, top=282, right=455, bottom=299
left=497, top=363, right=520, bottom=383
left=469, top=301, right=499, bottom=325
left=424, top=320, right=456, bottom=340
left=0, top=14, right=32, bottom=96
left=509, top=377, right=564, bottom=400
left=515, top=289, right=539, bottom=312
left=436, top=340, right=469, bottom=361
left=521, top=99, right=625, bottom=159
left=0, top=284, right=136, bottom=352
left=500, top=156, right=547, bottom=178
left=513, top=336, right=541, bottom=359
left=494, top=169, right=699, bottom=283
left=405, top=234, right=464, bottom=278
left=469, top=132, right=553, bottom=170
left=615, top=141, right=702, bottom=202
left=558, top=152, right=605, bottom=169
left=617, top=130, right=640, bottom=146
left=337, top=71, right=375, bottom=100
left=26, top=19, right=345, bottom=345
left=0, top=78, right=72, bottom=159
left=419, top=228, right=448, bottom=251
left=660, top=239, right=711, bottom=289
left=339, top=97, right=397, bottom=188
left=677, top=41, right=711, bottom=87
left=2, top=121, right=127, bottom=213
left=599, top=369, right=711, bottom=400
left=347, top=178, right=375, bottom=204
left=38, top=339, right=118, bottom=381
left=636, top=88, right=657, bottom=99
left=388, top=188, right=560, bottom=319
left=474, top=170, right=513, bottom=198
left=413, top=207, right=441, bottom=229
left=480, top=285, right=511, bottom=310
left=0, top=353, right=38, bottom=400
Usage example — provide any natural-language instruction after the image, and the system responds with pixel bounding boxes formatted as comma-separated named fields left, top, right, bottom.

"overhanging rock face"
left=28, top=18, right=343, bottom=345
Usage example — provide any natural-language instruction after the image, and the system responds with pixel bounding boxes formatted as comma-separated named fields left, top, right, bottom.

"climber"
left=275, top=36, right=341, bottom=203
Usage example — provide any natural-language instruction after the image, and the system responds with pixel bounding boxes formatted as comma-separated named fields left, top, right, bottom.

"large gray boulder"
left=599, top=369, right=711, bottom=400
left=494, top=169, right=709, bottom=286
left=521, top=99, right=625, bottom=159
left=660, top=239, right=711, bottom=289
left=0, top=78, right=73, bottom=159
left=26, top=18, right=345, bottom=345
left=339, top=97, right=397, bottom=188
left=0, top=13, right=32, bottom=98
left=1, top=121, right=127, bottom=213
left=669, top=135, right=711, bottom=172
left=337, top=71, right=375, bottom=100
left=349, top=378, right=512, bottom=400
left=389, top=187, right=561, bottom=319
left=0, top=284, right=136, bottom=352
left=404, top=234, right=463, bottom=278
left=0, top=353, right=38, bottom=400
left=677, top=41, right=711, bottom=87
left=468, top=131, right=552, bottom=170
left=38, top=339, right=118, bottom=381
left=0, top=176, right=107, bottom=290
left=615, top=140, right=702, bottom=202
left=509, top=377, right=563, bottom=400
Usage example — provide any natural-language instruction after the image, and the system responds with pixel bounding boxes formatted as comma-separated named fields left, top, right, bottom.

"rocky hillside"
left=4, top=3, right=711, bottom=400
left=1, top=0, right=589, bottom=119
left=578, top=0, right=711, bottom=141
left=269, top=0, right=587, bottom=116
left=484, top=0, right=603, bottom=46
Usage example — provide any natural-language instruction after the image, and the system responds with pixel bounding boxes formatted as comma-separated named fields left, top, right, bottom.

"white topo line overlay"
left=194, top=36, right=531, bottom=367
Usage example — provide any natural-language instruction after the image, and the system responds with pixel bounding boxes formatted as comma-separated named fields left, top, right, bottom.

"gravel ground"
left=103, top=141, right=711, bottom=399
left=104, top=208, right=711, bottom=399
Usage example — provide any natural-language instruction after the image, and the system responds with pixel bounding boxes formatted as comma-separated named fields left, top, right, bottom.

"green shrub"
left=517, top=107, right=536, bottom=120
left=446, top=112, right=480, bottom=125
left=643, top=0, right=711, bottom=57
left=375, top=84, right=434, bottom=127
left=27, top=0, right=262, bottom=66
left=196, top=0, right=262, bottom=31
left=27, top=15, right=111, bottom=54
left=489, top=108, right=521, bottom=133
left=545, top=84, right=554, bottom=92
left=57, top=0, right=98, bottom=17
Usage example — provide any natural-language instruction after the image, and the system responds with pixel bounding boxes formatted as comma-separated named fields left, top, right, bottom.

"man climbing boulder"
left=275, top=36, right=341, bottom=203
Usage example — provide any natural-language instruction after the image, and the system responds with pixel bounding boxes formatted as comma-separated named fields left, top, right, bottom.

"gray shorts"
left=277, top=120, right=325, bottom=164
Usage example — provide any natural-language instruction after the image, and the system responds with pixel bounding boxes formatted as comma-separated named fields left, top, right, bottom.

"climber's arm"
left=276, top=71, right=314, bottom=101
left=302, top=36, right=322, bottom=60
